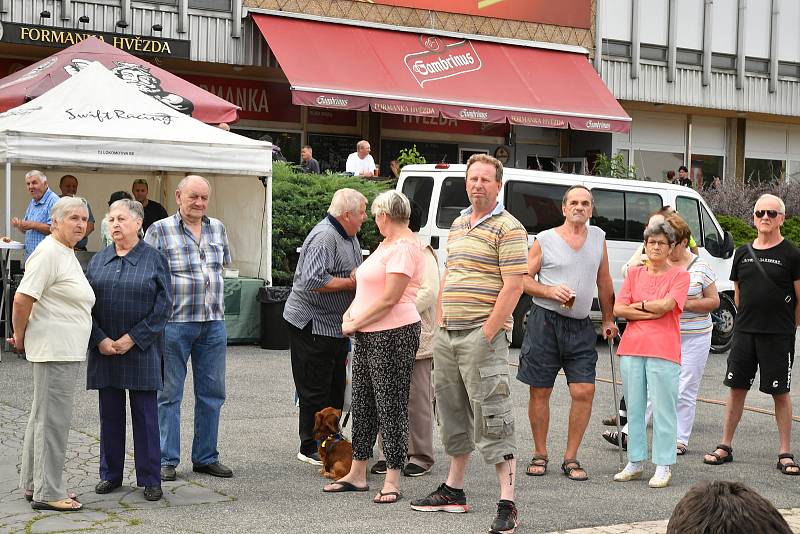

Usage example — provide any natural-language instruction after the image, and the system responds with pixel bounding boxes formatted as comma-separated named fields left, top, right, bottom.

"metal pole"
left=607, top=329, right=625, bottom=470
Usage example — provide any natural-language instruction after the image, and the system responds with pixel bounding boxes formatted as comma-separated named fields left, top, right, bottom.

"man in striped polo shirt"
left=411, top=154, right=528, bottom=534
left=284, top=188, right=367, bottom=466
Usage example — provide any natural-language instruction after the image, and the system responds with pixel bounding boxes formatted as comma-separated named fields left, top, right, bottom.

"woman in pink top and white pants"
left=323, top=190, right=423, bottom=504
left=612, top=220, right=690, bottom=489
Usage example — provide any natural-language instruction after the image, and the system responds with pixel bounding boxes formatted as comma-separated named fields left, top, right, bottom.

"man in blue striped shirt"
left=284, top=188, right=367, bottom=465
left=11, top=170, right=59, bottom=259
left=144, top=175, right=233, bottom=481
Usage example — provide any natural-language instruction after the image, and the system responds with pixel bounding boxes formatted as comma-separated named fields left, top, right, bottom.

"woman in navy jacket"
left=86, top=198, right=172, bottom=502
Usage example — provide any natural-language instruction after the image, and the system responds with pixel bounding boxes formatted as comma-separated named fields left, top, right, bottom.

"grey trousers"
left=19, top=361, right=80, bottom=502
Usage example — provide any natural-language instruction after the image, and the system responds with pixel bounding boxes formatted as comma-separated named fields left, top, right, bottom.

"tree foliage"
left=271, top=162, right=393, bottom=286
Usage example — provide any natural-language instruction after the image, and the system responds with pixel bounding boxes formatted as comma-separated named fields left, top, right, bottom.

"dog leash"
left=341, top=410, right=351, bottom=428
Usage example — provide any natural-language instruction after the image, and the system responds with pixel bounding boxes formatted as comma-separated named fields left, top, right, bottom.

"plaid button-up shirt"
left=144, top=212, right=232, bottom=323
left=23, top=188, right=59, bottom=258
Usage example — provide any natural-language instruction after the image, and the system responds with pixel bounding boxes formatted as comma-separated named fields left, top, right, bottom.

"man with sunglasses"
left=704, top=194, right=800, bottom=475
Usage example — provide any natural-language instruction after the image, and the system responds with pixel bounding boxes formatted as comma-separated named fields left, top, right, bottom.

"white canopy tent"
left=0, top=61, right=273, bottom=281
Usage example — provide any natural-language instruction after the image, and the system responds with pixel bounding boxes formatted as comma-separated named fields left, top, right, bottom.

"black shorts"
left=516, top=304, right=598, bottom=388
left=724, top=331, right=795, bottom=394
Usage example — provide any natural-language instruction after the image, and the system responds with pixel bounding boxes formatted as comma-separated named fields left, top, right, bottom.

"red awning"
left=252, top=15, right=630, bottom=133
left=0, top=37, right=239, bottom=124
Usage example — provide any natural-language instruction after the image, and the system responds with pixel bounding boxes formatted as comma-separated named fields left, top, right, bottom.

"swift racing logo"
left=404, top=36, right=482, bottom=87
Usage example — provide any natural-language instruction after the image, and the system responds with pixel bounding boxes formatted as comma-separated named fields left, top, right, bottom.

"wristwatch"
left=641, top=300, right=647, bottom=312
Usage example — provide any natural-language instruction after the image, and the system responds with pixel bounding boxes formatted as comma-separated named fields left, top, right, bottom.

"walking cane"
left=606, top=327, right=625, bottom=470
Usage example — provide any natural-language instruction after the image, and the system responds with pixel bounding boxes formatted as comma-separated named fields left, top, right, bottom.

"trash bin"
left=257, top=286, right=292, bottom=350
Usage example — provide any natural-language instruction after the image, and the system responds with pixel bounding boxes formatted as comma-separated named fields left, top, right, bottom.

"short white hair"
left=371, top=190, right=411, bottom=223
left=109, top=199, right=144, bottom=221
left=329, top=188, right=367, bottom=217
left=755, top=194, right=786, bottom=214
left=177, top=174, right=212, bottom=194
left=51, top=196, right=88, bottom=222
left=25, top=169, right=47, bottom=183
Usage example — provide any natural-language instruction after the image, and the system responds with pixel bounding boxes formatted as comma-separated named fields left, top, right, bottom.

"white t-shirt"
left=346, top=152, right=376, bottom=175
left=16, top=235, right=95, bottom=362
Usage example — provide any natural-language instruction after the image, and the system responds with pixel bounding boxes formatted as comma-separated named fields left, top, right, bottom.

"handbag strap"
left=745, top=244, right=792, bottom=303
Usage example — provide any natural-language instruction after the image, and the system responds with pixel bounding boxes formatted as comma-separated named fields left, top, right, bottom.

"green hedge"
left=272, top=162, right=393, bottom=286
left=718, top=214, right=800, bottom=248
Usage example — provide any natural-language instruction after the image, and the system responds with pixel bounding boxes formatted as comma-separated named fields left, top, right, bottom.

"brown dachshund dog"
left=313, top=407, right=353, bottom=480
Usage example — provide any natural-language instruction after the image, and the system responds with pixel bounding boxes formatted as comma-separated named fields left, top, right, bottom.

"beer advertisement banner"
left=354, top=0, right=591, bottom=29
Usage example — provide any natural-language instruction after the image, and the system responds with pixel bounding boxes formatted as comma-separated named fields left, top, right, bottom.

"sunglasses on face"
left=754, top=210, right=782, bottom=219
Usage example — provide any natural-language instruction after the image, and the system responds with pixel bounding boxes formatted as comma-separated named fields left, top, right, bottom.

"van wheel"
left=710, top=292, right=736, bottom=354
left=512, top=295, right=532, bottom=348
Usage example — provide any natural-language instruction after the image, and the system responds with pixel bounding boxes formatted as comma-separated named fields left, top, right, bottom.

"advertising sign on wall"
left=354, top=0, right=591, bottom=29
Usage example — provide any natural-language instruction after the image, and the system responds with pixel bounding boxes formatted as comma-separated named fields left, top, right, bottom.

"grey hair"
left=328, top=188, right=367, bottom=217
left=371, top=190, right=411, bottom=223
left=356, top=140, right=370, bottom=150
left=643, top=220, right=677, bottom=245
left=755, top=194, right=786, bottom=214
left=177, top=174, right=212, bottom=193
left=109, top=199, right=144, bottom=221
left=25, top=169, right=47, bottom=183
left=51, top=196, right=88, bottom=222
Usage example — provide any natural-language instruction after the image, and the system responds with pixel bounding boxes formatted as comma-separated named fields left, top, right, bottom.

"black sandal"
left=525, top=455, right=548, bottom=476
left=777, top=453, right=800, bottom=475
left=703, top=444, right=733, bottom=465
left=602, top=430, right=628, bottom=451
left=561, top=459, right=588, bottom=481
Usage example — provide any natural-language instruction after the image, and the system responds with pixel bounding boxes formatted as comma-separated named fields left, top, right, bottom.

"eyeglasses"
left=754, top=210, right=782, bottom=219
left=645, top=240, right=670, bottom=248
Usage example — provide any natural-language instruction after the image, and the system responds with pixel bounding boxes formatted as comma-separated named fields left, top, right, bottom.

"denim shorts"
left=517, top=304, right=598, bottom=388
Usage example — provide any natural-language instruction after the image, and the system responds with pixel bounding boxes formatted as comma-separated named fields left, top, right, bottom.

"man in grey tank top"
left=517, top=185, right=617, bottom=481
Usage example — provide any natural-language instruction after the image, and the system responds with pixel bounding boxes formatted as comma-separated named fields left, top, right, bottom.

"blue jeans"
left=158, top=321, right=227, bottom=467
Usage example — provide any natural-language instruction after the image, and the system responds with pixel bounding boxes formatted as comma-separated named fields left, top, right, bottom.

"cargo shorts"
left=433, top=325, right=515, bottom=465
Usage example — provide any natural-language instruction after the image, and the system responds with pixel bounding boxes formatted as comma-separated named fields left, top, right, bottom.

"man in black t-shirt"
left=132, top=179, right=169, bottom=233
left=703, top=194, right=800, bottom=475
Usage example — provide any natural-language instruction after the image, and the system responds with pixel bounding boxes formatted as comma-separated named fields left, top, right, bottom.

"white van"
left=397, top=164, right=737, bottom=352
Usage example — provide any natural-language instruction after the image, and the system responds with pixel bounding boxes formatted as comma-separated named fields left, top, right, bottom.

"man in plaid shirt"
left=144, top=175, right=233, bottom=481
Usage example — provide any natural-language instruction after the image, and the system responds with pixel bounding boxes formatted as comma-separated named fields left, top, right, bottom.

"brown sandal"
left=777, top=453, right=800, bottom=475
left=561, top=459, right=588, bottom=481
left=525, top=455, right=548, bottom=476
left=703, top=444, right=733, bottom=465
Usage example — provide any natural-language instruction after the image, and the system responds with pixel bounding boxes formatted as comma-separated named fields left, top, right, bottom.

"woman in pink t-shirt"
left=612, top=220, right=690, bottom=489
left=323, top=190, right=423, bottom=505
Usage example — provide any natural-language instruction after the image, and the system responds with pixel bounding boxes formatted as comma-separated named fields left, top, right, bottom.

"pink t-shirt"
left=617, top=265, right=690, bottom=364
left=350, top=239, right=422, bottom=333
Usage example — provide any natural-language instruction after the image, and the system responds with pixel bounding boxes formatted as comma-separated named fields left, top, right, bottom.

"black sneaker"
left=370, top=460, right=387, bottom=474
left=410, top=483, right=469, bottom=513
left=403, top=462, right=431, bottom=477
left=490, top=500, right=518, bottom=533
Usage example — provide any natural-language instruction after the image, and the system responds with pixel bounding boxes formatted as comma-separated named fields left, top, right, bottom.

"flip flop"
left=31, top=499, right=82, bottom=511
left=373, top=490, right=402, bottom=504
left=25, top=490, right=78, bottom=502
left=323, top=481, right=369, bottom=493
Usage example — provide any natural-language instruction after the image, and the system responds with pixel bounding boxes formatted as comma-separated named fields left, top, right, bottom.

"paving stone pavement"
left=0, top=402, right=233, bottom=534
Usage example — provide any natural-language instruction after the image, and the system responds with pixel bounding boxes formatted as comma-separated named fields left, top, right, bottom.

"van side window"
left=591, top=189, right=662, bottom=241
left=676, top=196, right=703, bottom=247
left=626, top=192, right=663, bottom=240
left=437, top=176, right=470, bottom=229
left=504, top=181, right=568, bottom=233
left=591, top=190, right=625, bottom=239
left=401, top=176, right=433, bottom=227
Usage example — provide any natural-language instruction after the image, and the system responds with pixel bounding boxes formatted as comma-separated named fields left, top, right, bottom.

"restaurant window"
left=788, top=161, right=800, bottom=183
left=436, top=176, right=469, bottom=229
left=526, top=155, right=557, bottom=172
left=632, top=150, right=684, bottom=182
left=307, top=133, right=362, bottom=173
left=691, top=154, right=724, bottom=190
left=233, top=129, right=301, bottom=166
left=504, top=181, right=568, bottom=234
left=401, top=176, right=434, bottom=227
left=744, top=158, right=785, bottom=184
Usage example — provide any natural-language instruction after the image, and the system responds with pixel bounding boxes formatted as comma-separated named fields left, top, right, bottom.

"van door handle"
left=430, top=236, right=439, bottom=249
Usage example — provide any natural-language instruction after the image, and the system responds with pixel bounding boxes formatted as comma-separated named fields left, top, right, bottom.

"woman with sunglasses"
left=612, top=220, right=690, bottom=488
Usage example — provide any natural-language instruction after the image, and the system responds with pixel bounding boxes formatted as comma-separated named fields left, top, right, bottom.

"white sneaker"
left=648, top=470, right=672, bottom=488
left=296, top=451, right=323, bottom=466
left=613, top=463, right=643, bottom=482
